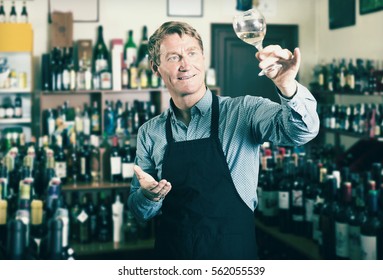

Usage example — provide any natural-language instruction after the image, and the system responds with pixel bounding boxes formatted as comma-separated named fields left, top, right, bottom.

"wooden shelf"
left=72, top=238, right=154, bottom=257
left=255, top=219, right=321, bottom=260
left=62, top=181, right=131, bottom=192
left=0, top=118, right=31, bottom=124
left=0, top=88, right=31, bottom=94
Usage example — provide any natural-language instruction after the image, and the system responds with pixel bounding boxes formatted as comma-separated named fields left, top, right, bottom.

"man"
left=128, top=21, right=319, bottom=259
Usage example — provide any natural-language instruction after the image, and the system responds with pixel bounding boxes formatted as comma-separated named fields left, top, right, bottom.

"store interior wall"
left=6, top=0, right=382, bottom=89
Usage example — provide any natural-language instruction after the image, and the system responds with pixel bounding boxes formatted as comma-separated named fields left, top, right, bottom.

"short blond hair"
left=148, top=21, right=204, bottom=66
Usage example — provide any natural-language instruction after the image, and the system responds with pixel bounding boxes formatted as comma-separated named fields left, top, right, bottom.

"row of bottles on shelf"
left=0, top=96, right=22, bottom=119
left=44, top=25, right=162, bottom=92
left=257, top=143, right=383, bottom=259
left=0, top=57, right=28, bottom=90
left=311, top=58, right=383, bottom=95
left=0, top=1, right=28, bottom=24
left=42, top=99, right=157, bottom=143
left=1, top=130, right=136, bottom=187
left=318, top=103, right=383, bottom=138
left=0, top=169, right=149, bottom=259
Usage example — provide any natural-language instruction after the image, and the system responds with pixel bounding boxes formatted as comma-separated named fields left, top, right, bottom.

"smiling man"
left=127, top=21, right=319, bottom=260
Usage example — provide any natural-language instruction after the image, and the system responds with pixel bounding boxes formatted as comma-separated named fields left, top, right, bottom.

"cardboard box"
left=50, top=12, right=73, bottom=49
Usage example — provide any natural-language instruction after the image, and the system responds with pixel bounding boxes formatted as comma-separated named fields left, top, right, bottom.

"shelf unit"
left=0, top=23, right=34, bottom=140
left=313, top=90, right=383, bottom=151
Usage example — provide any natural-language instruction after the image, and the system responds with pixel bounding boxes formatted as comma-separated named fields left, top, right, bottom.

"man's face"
left=156, top=33, right=205, bottom=98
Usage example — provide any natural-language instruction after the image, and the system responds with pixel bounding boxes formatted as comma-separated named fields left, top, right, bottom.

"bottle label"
left=335, top=222, right=349, bottom=258
left=62, top=69, right=70, bottom=89
left=292, top=189, right=303, bottom=206
left=111, top=157, right=122, bottom=175
left=100, top=71, right=112, bottom=89
left=122, top=162, right=134, bottom=179
left=126, top=47, right=137, bottom=67
left=77, top=210, right=89, bottom=223
left=81, top=157, right=86, bottom=175
left=55, top=161, right=67, bottom=178
left=262, top=191, right=278, bottom=217
left=83, top=118, right=90, bottom=135
left=305, top=198, right=315, bottom=222
left=348, top=225, right=361, bottom=260
left=95, top=59, right=108, bottom=73
left=360, top=234, right=377, bottom=260
left=278, top=191, right=289, bottom=209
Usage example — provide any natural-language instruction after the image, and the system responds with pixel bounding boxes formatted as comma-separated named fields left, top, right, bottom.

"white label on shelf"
left=55, top=161, right=67, bottom=178
left=361, top=234, right=377, bottom=260
left=278, top=191, right=289, bottom=209
left=110, top=157, right=121, bottom=175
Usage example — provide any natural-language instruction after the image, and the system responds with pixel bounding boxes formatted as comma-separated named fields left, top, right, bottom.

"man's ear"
left=151, top=60, right=159, bottom=74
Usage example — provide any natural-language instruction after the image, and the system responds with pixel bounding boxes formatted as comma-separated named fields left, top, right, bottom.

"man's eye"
left=168, top=55, right=180, bottom=62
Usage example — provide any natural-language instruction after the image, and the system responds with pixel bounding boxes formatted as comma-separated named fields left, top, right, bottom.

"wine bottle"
left=360, top=186, right=382, bottom=260
left=20, top=1, right=28, bottom=23
left=30, top=199, right=44, bottom=258
left=91, top=101, right=101, bottom=135
left=0, top=1, right=5, bottom=23
left=42, top=218, right=63, bottom=260
left=9, top=1, right=17, bottom=23
left=6, top=219, right=26, bottom=260
left=260, top=155, right=278, bottom=226
left=335, top=181, right=353, bottom=259
left=112, top=194, right=124, bottom=245
left=121, top=139, right=134, bottom=181
left=54, top=135, right=67, bottom=184
left=14, top=96, right=22, bottom=118
left=291, top=156, right=306, bottom=235
left=76, top=194, right=91, bottom=244
left=93, top=26, right=111, bottom=89
left=78, top=137, right=92, bottom=182
left=0, top=199, right=7, bottom=253
left=348, top=173, right=367, bottom=260
left=124, top=30, right=137, bottom=69
left=320, top=175, right=339, bottom=259
left=277, top=158, right=292, bottom=233
left=85, top=193, right=97, bottom=241
left=90, top=135, right=101, bottom=182
left=110, top=136, right=122, bottom=182
left=97, top=191, right=112, bottom=242
left=104, top=100, right=115, bottom=136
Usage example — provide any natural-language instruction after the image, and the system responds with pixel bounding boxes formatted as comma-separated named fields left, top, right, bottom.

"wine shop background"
left=14, top=0, right=383, bottom=92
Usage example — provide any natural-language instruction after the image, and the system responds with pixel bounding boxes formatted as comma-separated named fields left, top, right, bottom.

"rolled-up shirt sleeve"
left=248, top=82, right=320, bottom=146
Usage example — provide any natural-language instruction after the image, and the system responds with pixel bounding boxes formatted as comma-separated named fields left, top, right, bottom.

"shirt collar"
left=168, top=88, right=212, bottom=118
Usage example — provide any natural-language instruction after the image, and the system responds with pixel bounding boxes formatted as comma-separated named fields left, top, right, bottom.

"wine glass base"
left=258, top=63, right=282, bottom=76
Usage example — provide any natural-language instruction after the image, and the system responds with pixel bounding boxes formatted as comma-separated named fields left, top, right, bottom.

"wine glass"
left=233, top=8, right=282, bottom=76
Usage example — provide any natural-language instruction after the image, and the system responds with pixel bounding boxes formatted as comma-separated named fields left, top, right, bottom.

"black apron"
left=155, top=93, right=257, bottom=260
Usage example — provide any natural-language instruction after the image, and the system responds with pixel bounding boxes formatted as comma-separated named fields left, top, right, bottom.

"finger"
left=273, top=49, right=293, bottom=61
left=293, top=47, right=301, bottom=69
left=149, top=179, right=168, bottom=193
left=133, top=165, right=146, bottom=180
left=258, top=45, right=282, bottom=58
left=259, top=56, right=280, bottom=69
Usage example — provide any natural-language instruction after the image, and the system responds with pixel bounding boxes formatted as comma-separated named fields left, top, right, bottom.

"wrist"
left=277, top=80, right=298, bottom=98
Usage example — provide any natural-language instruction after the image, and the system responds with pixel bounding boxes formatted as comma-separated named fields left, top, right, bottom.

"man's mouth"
left=178, top=74, right=196, bottom=80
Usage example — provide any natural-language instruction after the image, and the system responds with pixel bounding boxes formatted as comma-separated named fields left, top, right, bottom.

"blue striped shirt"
left=128, top=83, right=319, bottom=221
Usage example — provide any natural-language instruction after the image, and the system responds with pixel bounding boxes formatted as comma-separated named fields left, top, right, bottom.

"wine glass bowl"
left=233, top=8, right=282, bottom=76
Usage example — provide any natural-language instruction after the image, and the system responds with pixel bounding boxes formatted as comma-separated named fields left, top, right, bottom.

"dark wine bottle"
left=320, top=175, right=339, bottom=259
left=278, top=159, right=293, bottom=233
left=121, top=139, right=134, bottom=181
left=360, top=186, right=382, bottom=260
left=290, top=156, right=306, bottom=236
left=93, top=25, right=111, bottom=89
left=335, top=181, right=354, bottom=259
left=110, top=136, right=122, bottom=182
left=97, top=191, right=112, bottom=242
left=6, top=219, right=26, bottom=260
